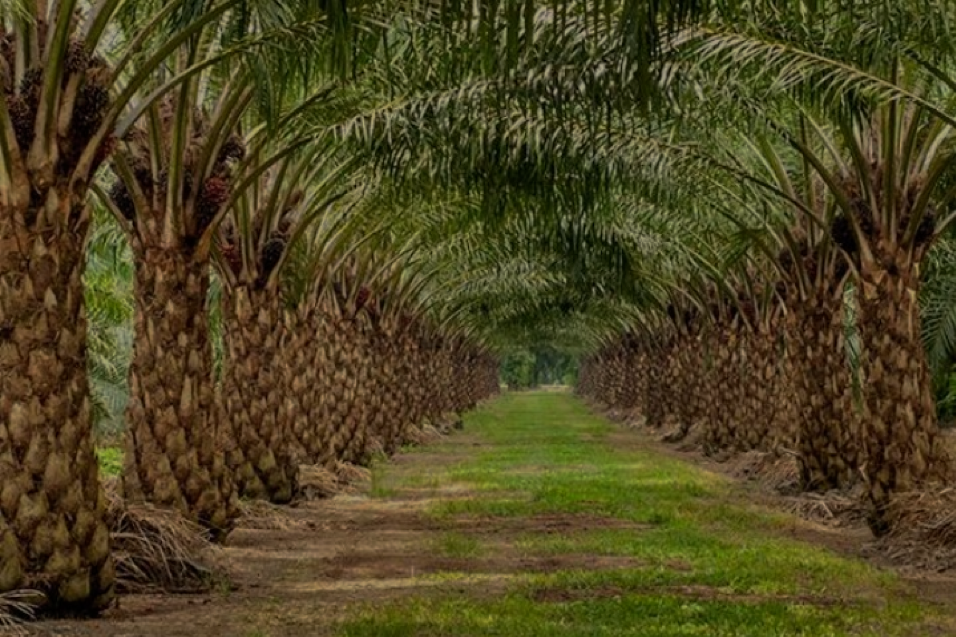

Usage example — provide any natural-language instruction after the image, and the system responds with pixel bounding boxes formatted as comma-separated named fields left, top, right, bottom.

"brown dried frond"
left=874, top=489, right=956, bottom=570
left=105, top=480, right=225, bottom=594
left=298, top=465, right=341, bottom=500
left=237, top=500, right=306, bottom=531
left=780, top=492, right=867, bottom=527
left=335, top=461, right=372, bottom=486
left=404, top=423, right=444, bottom=446
left=0, top=589, right=43, bottom=636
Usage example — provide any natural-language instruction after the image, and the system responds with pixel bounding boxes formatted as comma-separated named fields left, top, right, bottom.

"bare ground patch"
left=446, top=512, right=652, bottom=537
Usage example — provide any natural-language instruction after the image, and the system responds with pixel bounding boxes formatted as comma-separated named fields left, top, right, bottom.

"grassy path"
left=43, top=391, right=955, bottom=636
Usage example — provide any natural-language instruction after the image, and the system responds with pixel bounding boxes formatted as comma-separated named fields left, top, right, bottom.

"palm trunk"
left=704, top=325, right=739, bottom=454
left=787, top=291, right=858, bottom=492
left=697, top=332, right=722, bottom=443
left=340, top=317, right=372, bottom=465
left=219, top=286, right=298, bottom=504
left=0, top=200, right=114, bottom=610
left=282, top=305, right=311, bottom=463
left=660, top=339, right=684, bottom=431
left=737, top=330, right=769, bottom=451
left=644, top=346, right=666, bottom=428
left=328, top=318, right=358, bottom=463
left=669, top=331, right=702, bottom=440
left=857, top=262, right=953, bottom=532
left=767, top=316, right=799, bottom=455
left=122, top=247, right=237, bottom=539
left=291, top=296, right=331, bottom=465
left=399, top=326, right=427, bottom=447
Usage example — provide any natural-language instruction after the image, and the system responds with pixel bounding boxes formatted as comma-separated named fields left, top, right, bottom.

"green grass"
left=432, top=531, right=483, bottom=558
left=369, top=457, right=397, bottom=498
left=96, top=446, right=123, bottom=477
left=336, top=392, right=947, bottom=636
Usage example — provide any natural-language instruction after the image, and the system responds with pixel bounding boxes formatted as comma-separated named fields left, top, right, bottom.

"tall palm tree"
left=213, top=146, right=354, bottom=502
left=0, top=0, right=258, bottom=610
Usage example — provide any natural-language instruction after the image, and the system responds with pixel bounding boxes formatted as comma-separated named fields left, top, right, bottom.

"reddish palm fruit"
left=356, top=287, right=371, bottom=311
left=196, top=176, right=229, bottom=232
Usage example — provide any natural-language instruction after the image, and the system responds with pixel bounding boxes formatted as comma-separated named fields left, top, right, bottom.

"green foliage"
left=85, top=212, right=134, bottom=439
left=500, top=350, right=536, bottom=389
left=96, top=447, right=124, bottom=478
left=500, top=346, right=578, bottom=389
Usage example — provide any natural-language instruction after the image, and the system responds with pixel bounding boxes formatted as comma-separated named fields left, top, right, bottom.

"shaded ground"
left=34, top=391, right=956, bottom=636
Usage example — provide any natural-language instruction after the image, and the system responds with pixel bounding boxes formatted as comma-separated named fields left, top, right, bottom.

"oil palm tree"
left=212, top=143, right=356, bottom=501
left=0, top=0, right=270, bottom=610
left=98, top=0, right=393, bottom=532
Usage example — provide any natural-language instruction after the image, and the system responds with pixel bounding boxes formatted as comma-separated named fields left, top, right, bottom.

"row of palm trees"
left=5, top=0, right=956, bottom=617
left=0, top=0, right=518, bottom=614
left=571, top=93, right=956, bottom=537
left=358, top=2, right=956, bottom=538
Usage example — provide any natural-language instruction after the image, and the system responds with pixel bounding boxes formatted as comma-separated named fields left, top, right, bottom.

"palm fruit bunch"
left=355, top=286, right=371, bottom=312
left=196, top=176, right=230, bottom=232
left=109, top=158, right=154, bottom=223
left=259, top=237, right=285, bottom=281
left=217, top=220, right=243, bottom=276
left=217, top=134, right=246, bottom=164
left=914, top=209, right=936, bottom=246
left=829, top=214, right=856, bottom=255
left=191, top=132, right=245, bottom=236
left=109, top=181, right=136, bottom=222
left=900, top=179, right=937, bottom=247
left=3, top=26, right=114, bottom=172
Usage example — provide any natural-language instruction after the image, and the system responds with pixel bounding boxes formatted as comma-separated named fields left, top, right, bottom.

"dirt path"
left=32, top=438, right=488, bottom=636
left=30, top=393, right=956, bottom=636
left=34, top=436, right=645, bottom=636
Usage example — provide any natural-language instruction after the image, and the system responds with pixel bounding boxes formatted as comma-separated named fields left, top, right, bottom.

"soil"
left=30, top=434, right=647, bottom=637
left=29, top=425, right=956, bottom=636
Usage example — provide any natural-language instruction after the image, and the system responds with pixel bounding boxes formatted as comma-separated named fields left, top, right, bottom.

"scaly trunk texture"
left=617, top=343, right=641, bottom=417
left=671, top=331, right=702, bottom=440
left=857, top=262, right=953, bottom=533
left=291, top=296, right=331, bottom=465
left=398, top=325, right=427, bottom=448
left=787, top=292, right=858, bottom=492
left=643, top=346, right=666, bottom=428
left=766, top=317, right=799, bottom=455
left=660, top=338, right=684, bottom=430
left=340, top=317, right=372, bottom=465
left=630, top=349, right=650, bottom=423
left=122, top=248, right=237, bottom=539
left=0, top=200, right=114, bottom=610
left=281, top=305, right=311, bottom=464
left=325, top=316, right=359, bottom=463
left=704, top=325, right=740, bottom=454
left=737, top=330, right=771, bottom=451
left=367, top=321, right=398, bottom=455
left=220, top=286, right=298, bottom=504
left=696, top=332, right=722, bottom=443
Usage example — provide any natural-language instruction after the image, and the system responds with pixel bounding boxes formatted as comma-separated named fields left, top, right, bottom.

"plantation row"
left=0, top=2, right=518, bottom=617
left=575, top=284, right=948, bottom=537
left=125, top=280, right=501, bottom=537
left=9, top=0, right=956, bottom=623
left=2, top=265, right=499, bottom=609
